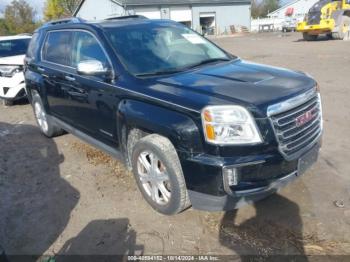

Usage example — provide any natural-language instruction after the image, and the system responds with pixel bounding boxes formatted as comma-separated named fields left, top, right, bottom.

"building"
left=73, top=0, right=252, bottom=35
left=267, top=0, right=319, bottom=21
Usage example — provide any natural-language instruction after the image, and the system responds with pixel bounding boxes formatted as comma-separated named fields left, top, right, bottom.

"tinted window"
left=105, top=23, right=229, bottom=75
left=26, top=33, right=39, bottom=59
left=42, top=31, right=73, bottom=66
left=71, top=31, right=108, bottom=68
left=0, top=38, right=30, bottom=58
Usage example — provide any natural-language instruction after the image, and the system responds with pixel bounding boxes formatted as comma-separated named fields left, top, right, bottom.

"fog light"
left=223, top=167, right=239, bottom=186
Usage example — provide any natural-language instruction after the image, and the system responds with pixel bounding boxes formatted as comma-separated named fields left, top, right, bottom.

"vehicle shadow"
left=55, top=219, right=144, bottom=261
left=219, top=194, right=307, bottom=261
left=294, top=35, right=331, bottom=42
left=0, top=122, right=79, bottom=258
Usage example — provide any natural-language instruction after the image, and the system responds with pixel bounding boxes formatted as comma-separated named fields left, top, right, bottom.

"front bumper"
left=297, top=19, right=335, bottom=34
left=182, top=139, right=321, bottom=211
left=189, top=171, right=299, bottom=211
left=0, top=73, right=26, bottom=101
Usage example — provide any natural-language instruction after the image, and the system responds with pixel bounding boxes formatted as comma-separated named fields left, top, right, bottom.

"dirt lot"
left=1, top=32, right=350, bottom=259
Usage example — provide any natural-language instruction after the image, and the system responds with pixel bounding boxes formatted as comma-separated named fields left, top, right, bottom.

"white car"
left=0, top=35, right=31, bottom=106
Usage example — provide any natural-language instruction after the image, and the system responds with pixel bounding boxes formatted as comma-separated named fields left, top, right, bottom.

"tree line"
left=0, top=0, right=80, bottom=35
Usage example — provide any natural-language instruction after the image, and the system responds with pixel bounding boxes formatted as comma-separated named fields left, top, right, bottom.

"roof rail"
left=44, top=17, right=85, bottom=27
left=105, top=15, right=148, bottom=21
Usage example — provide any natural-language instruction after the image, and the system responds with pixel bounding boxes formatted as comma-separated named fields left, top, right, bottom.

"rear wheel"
left=332, top=16, right=350, bottom=40
left=303, top=32, right=318, bottom=41
left=131, top=134, right=190, bottom=215
left=32, top=92, right=65, bottom=138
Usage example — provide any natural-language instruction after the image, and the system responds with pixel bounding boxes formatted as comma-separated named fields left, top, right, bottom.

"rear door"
left=40, top=30, right=77, bottom=124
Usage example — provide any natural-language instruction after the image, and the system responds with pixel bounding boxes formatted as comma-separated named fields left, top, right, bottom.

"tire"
left=303, top=32, right=318, bottom=41
left=127, top=129, right=145, bottom=169
left=332, top=16, right=350, bottom=40
left=131, top=134, right=191, bottom=215
left=31, top=92, right=65, bottom=138
left=2, top=99, right=13, bottom=106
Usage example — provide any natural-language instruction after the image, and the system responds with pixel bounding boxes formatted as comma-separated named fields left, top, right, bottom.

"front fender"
left=117, top=99, right=204, bottom=154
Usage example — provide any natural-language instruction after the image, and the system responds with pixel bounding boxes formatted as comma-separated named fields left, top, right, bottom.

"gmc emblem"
left=296, top=109, right=316, bottom=127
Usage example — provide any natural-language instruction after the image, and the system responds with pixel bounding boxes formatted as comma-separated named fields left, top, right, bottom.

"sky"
left=0, top=0, right=45, bottom=20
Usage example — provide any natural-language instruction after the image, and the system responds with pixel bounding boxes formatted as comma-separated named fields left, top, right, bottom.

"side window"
left=26, top=33, right=39, bottom=59
left=42, top=31, right=72, bottom=66
left=71, top=31, right=108, bottom=68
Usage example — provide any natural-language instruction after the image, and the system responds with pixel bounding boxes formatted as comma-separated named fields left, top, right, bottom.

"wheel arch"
left=117, top=99, right=204, bottom=160
left=25, top=69, right=46, bottom=105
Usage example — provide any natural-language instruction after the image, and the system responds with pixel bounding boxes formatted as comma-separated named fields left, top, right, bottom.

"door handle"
left=37, top=67, right=45, bottom=72
left=65, top=76, right=76, bottom=82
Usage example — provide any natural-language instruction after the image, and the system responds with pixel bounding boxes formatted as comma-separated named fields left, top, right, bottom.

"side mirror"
left=77, top=60, right=109, bottom=76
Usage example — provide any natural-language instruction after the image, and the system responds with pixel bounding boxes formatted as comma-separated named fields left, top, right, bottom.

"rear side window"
left=26, top=33, right=39, bottom=59
left=71, top=31, right=108, bottom=68
left=42, top=31, right=73, bottom=66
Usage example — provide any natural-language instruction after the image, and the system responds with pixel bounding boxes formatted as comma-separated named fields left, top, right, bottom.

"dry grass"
left=203, top=213, right=350, bottom=255
left=71, top=142, right=126, bottom=177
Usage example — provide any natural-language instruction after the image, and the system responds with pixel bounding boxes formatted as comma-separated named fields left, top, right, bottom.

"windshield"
left=105, top=22, right=232, bottom=76
left=0, top=38, right=30, bottom=58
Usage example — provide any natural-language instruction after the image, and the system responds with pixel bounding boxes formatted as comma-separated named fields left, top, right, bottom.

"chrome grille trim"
left=274, top=97, right=319, bottom=127
left=267, top=88, right=317, bottom=117
left=280, top=116, right=321, bottom=140
left=281, top=123, right=320, bottom=150
left=268, top=89, right=323, bottom=160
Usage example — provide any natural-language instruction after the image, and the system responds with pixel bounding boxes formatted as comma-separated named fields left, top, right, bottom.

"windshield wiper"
left=136, top=69, right=182, bottom=77
left=185, top=58, right=231, bottom=70
left=135, top=58, right=231, bottom=77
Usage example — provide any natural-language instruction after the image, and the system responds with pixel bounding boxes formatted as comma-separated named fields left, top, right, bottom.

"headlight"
left=201, top=105, right=263, bottom=145
left=0, top=65, right=22, bottom=77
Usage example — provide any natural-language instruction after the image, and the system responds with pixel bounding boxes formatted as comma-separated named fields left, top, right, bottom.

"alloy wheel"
left=137, top=151, right=172, bottom=205
left=34, top=102, right=48, bottom=133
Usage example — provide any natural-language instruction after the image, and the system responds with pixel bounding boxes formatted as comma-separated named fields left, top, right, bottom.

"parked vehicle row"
left=24, top=16, right=323, bottom=215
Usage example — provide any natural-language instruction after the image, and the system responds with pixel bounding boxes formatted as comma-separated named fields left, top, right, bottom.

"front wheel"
left=303, top=32, right=318, bottom=41
left=131, top=134, right=191, bottom=215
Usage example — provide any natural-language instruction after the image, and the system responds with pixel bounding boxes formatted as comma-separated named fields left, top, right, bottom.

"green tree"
left=262, top=0, right=280, bottom=16
left=251, top=0, right=280, bottom=18
left=4, top=0, right=37, bottom=34
left=251, top=0, right=263, bottom=19
left=0, top=18, right=9, bottom=35
left=44, top=0, right=80, bottom=21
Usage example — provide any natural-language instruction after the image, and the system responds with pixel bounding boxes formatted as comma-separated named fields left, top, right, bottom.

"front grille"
left=270, top=93, right=322, bottom=160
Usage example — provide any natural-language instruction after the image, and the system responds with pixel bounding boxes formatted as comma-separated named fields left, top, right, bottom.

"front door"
left=68, top=30, right=117, bottom=146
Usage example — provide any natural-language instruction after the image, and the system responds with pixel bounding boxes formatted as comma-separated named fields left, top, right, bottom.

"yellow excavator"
left=297, top=0, right=350, bottom=40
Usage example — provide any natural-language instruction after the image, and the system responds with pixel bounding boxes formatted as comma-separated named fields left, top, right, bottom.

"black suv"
left=24, top=17, right=323, bottom=215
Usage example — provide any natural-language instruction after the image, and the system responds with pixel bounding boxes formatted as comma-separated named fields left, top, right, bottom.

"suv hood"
left=0, top=55, right=25, bottom=66
left=156, top=59, right=316, bottom=117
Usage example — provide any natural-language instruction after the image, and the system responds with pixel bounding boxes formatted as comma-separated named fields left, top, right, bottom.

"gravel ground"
left=1, top=32, right=350, bottom=259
